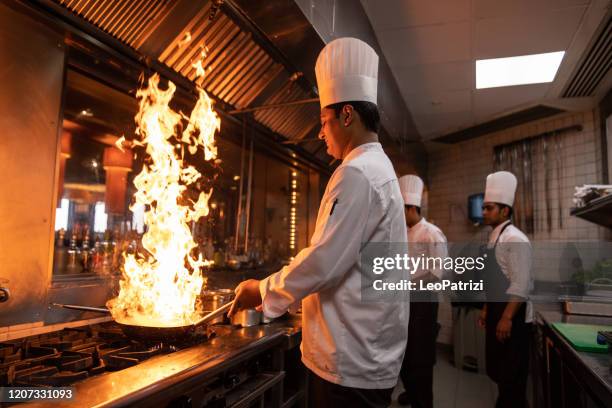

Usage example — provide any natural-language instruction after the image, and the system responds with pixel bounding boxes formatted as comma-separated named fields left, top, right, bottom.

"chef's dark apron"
left=482, top=222, right=529, bottom=386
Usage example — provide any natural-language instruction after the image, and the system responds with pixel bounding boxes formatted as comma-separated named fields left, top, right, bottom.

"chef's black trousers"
left=488, top=327, right=531, bottom=408
left=485, top=302, right=531, bottom=408
left=399, top=298, right=439, bottom=408
left=307, top=370, right=394, bottom=408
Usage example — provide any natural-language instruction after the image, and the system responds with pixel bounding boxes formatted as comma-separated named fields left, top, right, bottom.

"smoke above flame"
left=107, top=74, right=220, bottom=327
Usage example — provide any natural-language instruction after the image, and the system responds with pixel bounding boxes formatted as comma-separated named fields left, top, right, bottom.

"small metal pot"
left=231, top=308, right=262, bottom=327
left=216, top=288, right=234, bottom=300
left=201, top=289, right=234, bottom=324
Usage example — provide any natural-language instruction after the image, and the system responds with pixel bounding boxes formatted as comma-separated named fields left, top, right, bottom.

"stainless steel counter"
left=25, top=315, right=302, bottom=408
left=536, top=306, right=612, bottom=407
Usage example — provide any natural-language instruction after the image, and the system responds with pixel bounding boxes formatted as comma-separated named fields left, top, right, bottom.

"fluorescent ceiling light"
left=476, top=51, right=565, bottom=89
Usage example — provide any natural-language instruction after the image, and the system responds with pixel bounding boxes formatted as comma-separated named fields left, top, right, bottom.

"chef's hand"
left=228, top=279, right=262, bottom=317
left=478, top=308, right=486, bottom=329
left=496, top=317, right=512, bottom=342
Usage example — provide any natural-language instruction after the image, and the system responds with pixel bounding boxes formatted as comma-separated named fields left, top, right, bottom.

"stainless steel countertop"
left=536, top=305, right=612, bottom=405
left=25, top=315, right=302, bottom=408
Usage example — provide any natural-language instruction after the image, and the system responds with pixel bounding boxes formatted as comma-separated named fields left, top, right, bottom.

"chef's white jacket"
left=259, top=142, right=409, bottom=389
left=408, top=218, right=448, bottom=281
left=487, top=220, right=534, bottom=323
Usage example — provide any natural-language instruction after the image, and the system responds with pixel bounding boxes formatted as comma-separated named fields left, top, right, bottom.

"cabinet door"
left=533, top=324, right=549, bottom=408
left=546, top=337, right=564, bottom=408
left=562, top=363, right=587, bottom=408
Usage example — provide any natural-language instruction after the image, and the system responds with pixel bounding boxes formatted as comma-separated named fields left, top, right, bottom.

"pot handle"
left=51, top=303, right=111, bottom=314
left=194, top=300, right=234, bottom=326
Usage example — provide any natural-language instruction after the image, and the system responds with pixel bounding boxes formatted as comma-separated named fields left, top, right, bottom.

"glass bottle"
left=53, top=228, right=67, bottom=274
left=66, top=232, right=82, bottom=274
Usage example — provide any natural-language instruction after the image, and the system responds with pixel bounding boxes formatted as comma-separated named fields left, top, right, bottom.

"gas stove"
left=0, top=322, right=214, bottom=388
left=0, top=318, right=303, bottom=408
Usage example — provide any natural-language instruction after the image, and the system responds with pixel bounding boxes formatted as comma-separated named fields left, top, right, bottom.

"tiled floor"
left=389, top=349, right=498, bottom=408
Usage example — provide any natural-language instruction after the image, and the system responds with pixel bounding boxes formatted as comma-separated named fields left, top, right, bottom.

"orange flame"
left=178, top=31, right=191, bottom=47
left=192, top=47, right=209, bottom=80
left=106, top=74, right=220, bottom=327
left=192, top=60, right=206, bottom=79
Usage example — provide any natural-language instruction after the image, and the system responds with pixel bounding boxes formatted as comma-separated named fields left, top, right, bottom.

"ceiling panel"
left=406, top=89, right=472, bottom=115
left=473, top=83, right=551, bottom=121
left=474, top=7, right=588, bottom=59
left=361, top=0, right=606, bottom=140
left=415, top=110, right=474, bottom=137
left=394, top=61, right=474, bottom=96
left=377, top=21, right=471, bottom=68
left=361, top=0, right=470, bottom=31
left=473, top=0, right=591, bottom=19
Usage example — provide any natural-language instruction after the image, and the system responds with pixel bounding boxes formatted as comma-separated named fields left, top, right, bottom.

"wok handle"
left=195, top=300, right=234, bottom=326
left=52, top=303, right=111, bottom=314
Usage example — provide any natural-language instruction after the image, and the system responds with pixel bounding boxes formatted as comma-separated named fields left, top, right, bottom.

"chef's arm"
left=429, top=237, right=448, bottom=281
left=505, top=237, right=532, bottom=296
left=496, top=296, right=525, bottom=342
left=500, top=239, right=531, bottom=322
left=411, top=236, right=448, bottom=283
left=478, top=304, right=487, bottom=328
left=501, top=296, right=525, bottom=320
left=259, top=167, right=372, bottom=318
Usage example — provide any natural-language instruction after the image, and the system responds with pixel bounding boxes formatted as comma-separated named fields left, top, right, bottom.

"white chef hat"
left=484, top=171, right=517, bottom=207
left=315, top=37, right=379, bottom=108
left=398, top=175, right=424, bottom=207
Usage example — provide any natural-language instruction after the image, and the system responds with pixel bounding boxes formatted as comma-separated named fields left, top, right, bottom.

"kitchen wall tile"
left=427, top=110, right=610, bottom=342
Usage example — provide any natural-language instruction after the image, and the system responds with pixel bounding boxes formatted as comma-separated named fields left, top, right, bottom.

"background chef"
left=397, top=174, right=448, bottom=408
left=478, top=170, right=533, bottom=408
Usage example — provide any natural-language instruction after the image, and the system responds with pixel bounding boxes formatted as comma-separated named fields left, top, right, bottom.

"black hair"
left=327, top=101, right=380, bottom=133
left=405, top=205, right=421, bottom=215
left=497, top=203, right=513, bottom=219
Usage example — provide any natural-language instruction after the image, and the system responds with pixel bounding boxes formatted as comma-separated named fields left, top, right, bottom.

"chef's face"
left=319, top=107, right=350, bottom=160
left=482, top=202, right=509, bottom=226
left=404, top=205, right=419, bottom=226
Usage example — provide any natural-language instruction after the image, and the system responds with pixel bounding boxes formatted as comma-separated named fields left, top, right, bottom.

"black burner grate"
left=0, top=322, right=213, bottom=387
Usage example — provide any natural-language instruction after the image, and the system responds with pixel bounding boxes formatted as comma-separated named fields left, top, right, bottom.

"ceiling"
left=360, top=0, right=612, bottom=140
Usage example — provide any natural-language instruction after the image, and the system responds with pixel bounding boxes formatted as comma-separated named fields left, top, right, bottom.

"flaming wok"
left=52, top=301, right=233, bottom=342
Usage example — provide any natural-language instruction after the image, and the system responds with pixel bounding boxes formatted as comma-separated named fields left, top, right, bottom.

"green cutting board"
left=551, top=322, right=612, bottom=353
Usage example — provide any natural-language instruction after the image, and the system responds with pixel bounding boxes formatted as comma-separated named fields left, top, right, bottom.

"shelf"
left=570, top=194, right=612, bottom=229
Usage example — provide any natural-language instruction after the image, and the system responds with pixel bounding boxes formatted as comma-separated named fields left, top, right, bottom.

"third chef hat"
left=315, top=37, right=379, bottom=108
left=484, top=171, right=517, bottom=207
left=398, top=175, right=424, bottom=207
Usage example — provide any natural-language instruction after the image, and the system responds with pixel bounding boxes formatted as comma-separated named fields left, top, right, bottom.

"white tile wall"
left=427, top=110, right=611, bottom=344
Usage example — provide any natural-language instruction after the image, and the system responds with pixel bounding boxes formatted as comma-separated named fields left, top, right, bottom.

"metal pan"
left=52, top=301, right=233, bottom=342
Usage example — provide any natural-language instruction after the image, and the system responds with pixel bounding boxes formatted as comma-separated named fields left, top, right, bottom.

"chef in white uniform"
left=397, top=175, right=447, bottom=408
left=477, top=171, right=533, bottom=408
left=229, top=37, right=409, bottom=407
